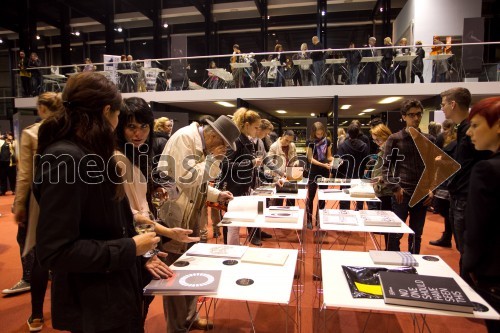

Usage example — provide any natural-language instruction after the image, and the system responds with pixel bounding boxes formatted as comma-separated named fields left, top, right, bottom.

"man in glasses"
left=381, top=99, right=435, bottom=254
left=439, top=87, right=489, bottom=283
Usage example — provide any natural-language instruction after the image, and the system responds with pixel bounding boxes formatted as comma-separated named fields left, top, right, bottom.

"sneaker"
left=2, top=280, right=31, bottom=295
left=189, top=318, right=214, bottom=331
left=27, top=316, right=44, bottom=332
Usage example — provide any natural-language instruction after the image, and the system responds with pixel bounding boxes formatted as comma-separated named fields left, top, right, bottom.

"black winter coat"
left=34, top=140, right=141, bottom=333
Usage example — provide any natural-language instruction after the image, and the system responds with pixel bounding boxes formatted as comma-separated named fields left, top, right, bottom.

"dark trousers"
left=306, top=180, right=327, bottom=226
left=21, top=76, right=32, bottom=96
left=435, top=197, right=454, bottom=243
left=395, top=66, right=407, bottom=83
left=17, top=222, right=35, bottom=282
left=411, top=71, right=424, bottom=83
left=473, top=280, right=500, bottom=333
left=449, top=195, right=473, bottom=283
left=31, top=250, right=49, bottom=318
left=364, top=64, right=377, bottom=84
left=0, top=161, right=16, bottom=193
left=387, top=193, right=427, bottom=254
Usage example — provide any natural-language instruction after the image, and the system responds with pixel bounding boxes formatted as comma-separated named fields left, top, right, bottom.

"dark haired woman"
left=34, top=72, right=170, bottom=333
left=305, top=122, right=333, bottom=229
left=464, top=97, right=500, bottom=333
left=115, top=97, right=197, bottom=330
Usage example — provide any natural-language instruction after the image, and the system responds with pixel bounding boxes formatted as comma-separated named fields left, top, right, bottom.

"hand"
left=14, top=207, right=27, bottom=227
left=394, top=188, right=404, bottom=204
left=169, top=227, right=200, bottom=243
left=145, top=252, right=173, bottom=279
left=133, top=232, right=160, bottom=256
left=210, top=145, right=227, bottom=159
left=275, top=177, right=286, bottom=187
left=253, top=157, right=263, bottom=167
left=324, top=162, right=332, bottom=169
left=218, top=191, right=233, bottom=202
left=422, top=190, right=434, bottom=206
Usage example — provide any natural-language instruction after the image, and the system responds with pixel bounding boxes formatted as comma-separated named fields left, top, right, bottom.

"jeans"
left=387, top=193, right=427, bottom=254
left=312, top=60, right=323, bottom=85
left=449, top=195, right=472, bottom=283
left=350, top=67, right=359, bottom=84
left=16, top=222, right=34, bottom=282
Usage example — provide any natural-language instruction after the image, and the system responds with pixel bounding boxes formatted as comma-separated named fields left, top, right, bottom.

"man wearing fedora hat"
left=157, top=115, right=239, bottom=332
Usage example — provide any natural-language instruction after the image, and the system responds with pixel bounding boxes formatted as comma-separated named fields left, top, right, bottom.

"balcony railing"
left=12, top=42, right=500, bottom=98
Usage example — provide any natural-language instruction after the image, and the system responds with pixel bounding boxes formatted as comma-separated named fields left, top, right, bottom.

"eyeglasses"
left=405, top=112, right=423, bottom=118
left=126, top=123, right=150, bottom=131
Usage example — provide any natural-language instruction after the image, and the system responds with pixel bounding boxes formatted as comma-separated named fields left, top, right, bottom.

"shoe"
left=261, top=231, right=272, bottom=239
left=27, top=316, right=44, bottom=332
left=429, top=238, right=452, bottom=248
left=213, top=228, right=220, bottom=238
left=2, top=279, right=31, bottom=295
left=250, top=238, right=262, bottom=246
left=189, top=318, right=214, bottom=331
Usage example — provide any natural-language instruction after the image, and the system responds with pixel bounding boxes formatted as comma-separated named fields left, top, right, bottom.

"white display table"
left=321, top=250, right=500, bottom=321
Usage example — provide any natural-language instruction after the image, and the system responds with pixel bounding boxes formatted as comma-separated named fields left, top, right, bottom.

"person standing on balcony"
left=310, top=36, right=324, bottom=85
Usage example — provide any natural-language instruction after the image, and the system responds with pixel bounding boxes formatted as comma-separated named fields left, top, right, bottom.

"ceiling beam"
left=56, top=0, right=107, bottom=25
left=188, top=0, right=206, bottom=17
left=120, top=0, right=156, bottom=21
left=370, top=0, right=382, bottom=21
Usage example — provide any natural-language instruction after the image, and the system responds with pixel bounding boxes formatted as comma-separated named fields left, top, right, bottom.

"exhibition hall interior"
left=0, top=0, right=499, bottom=332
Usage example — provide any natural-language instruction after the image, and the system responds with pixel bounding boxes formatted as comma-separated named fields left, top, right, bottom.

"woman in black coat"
left=463, top=97, right=500, bottom=333
left=34, top=72, right=171, bottom=333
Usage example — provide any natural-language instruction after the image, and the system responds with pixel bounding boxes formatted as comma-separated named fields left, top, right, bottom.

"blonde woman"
left=219, top=108, right=262, bottom=245
left=9, top=92, right=61, bottom=331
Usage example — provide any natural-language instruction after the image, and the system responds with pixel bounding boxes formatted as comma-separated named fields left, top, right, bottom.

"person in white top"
left=114, top=97, right=198, bottom=330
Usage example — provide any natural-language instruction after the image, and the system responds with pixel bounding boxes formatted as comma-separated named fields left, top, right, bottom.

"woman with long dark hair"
left=34, top=72, right=170, bottom=333
left=114, top=97, right=197, bottom=331
left=305, top=122, right=333, bottom=229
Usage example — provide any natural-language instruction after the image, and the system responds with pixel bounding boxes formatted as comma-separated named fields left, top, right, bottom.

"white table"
left=161, top=245, right=300, bottom=332
left=316, top=178, right=363, bottom=186
left=318, top=210, right=413, bottom=251
left=264, top=188, right=308, bottom=201
left=325, top=58, right=346, bottom=65
left=320, top=250, right=499, bottom=332
left=318, top=189, right=381, bottom=210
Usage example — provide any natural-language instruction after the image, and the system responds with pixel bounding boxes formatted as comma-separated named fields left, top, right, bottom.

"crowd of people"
left=1, top=71, right=498, bottom=333
left=16, top=34, right=460, bottom=96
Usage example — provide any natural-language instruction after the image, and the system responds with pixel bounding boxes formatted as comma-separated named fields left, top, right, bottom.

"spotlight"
left=75, top=31, right=80, bottom=36
left=0, top=38, right=3, bottom=44
left=163, top=23, right=168, bottom=28
left=36, top=35, right=41, bottom=40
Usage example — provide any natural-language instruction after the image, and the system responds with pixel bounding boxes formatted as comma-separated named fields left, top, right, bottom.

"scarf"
left=315, top=137, right=327, bottom=162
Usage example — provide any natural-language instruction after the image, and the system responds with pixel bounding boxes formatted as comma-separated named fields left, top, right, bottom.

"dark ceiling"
left=0, top=0, right=408, bottom=58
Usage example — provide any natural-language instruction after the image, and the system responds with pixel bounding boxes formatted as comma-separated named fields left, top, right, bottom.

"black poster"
left=462, top=17, right=484, bottom=74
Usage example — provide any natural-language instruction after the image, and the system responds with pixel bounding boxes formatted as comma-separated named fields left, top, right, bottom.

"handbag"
left=276, top=181, right=298, bottom=194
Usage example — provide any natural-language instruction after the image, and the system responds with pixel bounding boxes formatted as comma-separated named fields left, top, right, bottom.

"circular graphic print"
left=178, top=272, right=215, bottom=288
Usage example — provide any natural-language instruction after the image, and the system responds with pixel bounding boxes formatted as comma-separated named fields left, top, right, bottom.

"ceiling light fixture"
left=379, top=96, right=402, bottom=104
left=276, top=110, right=287, bottom=114
left=340, top=105, right=351, bottom=110
left=363, top=108, right=376, bottom=113
left=310, top=113, right=315, bottom=116
left=163, top=23, right=169, bottom=28
left=36, top=35, right=40, bottom=40
left=358, top=112, right=365, bottom=116
left=0, top=38, right=3, bottom=44
left=295, top=122, right=300, bottom=125
left=216, top=101, right=235, bottom=107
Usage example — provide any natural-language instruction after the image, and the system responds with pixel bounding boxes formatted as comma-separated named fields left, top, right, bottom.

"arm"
left=306, top=146, right=330, bottom=169
left=159, top=132, right=221, bottom=191
left=13, top=128, right=37, bottom=223
left=36, top=152, right=137, bottom=272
